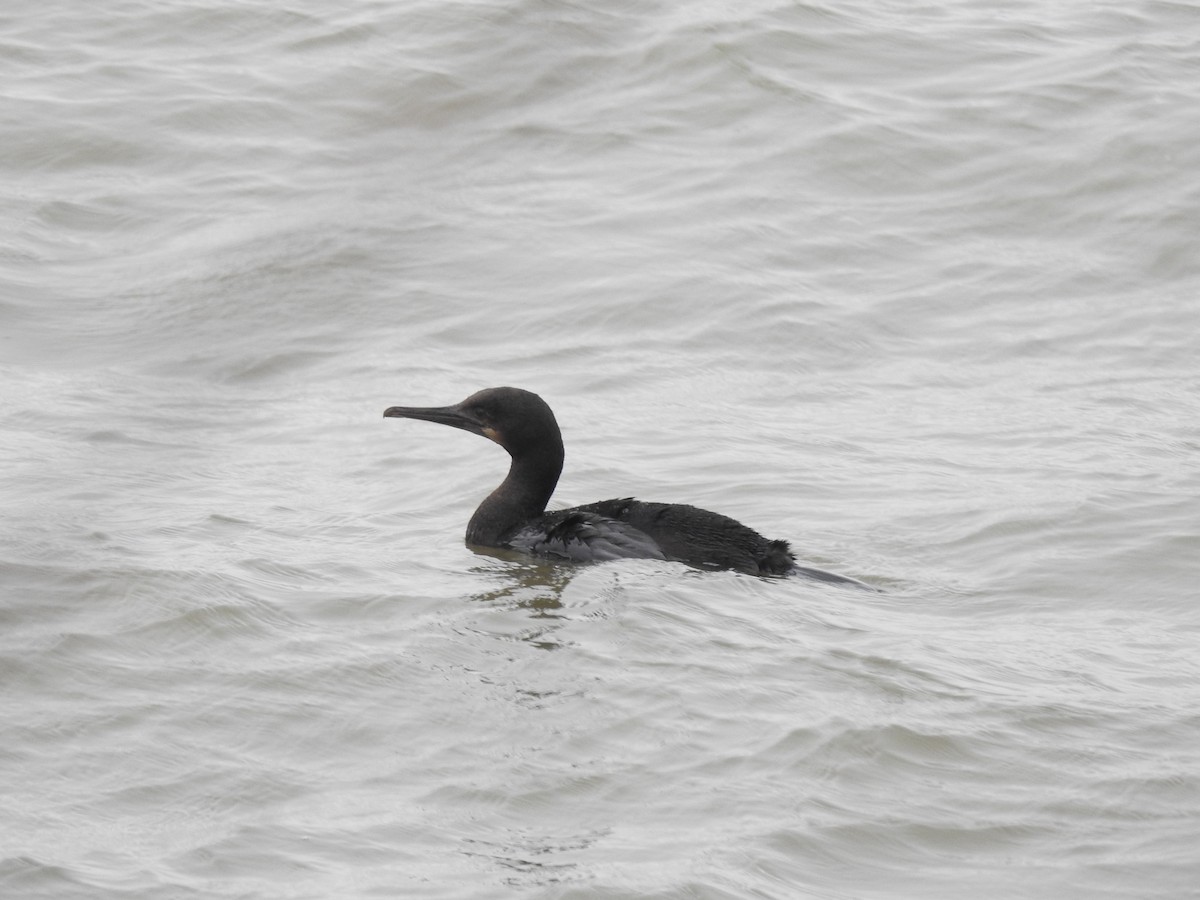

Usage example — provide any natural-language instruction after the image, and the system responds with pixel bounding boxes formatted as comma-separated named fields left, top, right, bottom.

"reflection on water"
left=462, top=828, right=607, bottom=889
left=465, top=551, right=582, bottom=651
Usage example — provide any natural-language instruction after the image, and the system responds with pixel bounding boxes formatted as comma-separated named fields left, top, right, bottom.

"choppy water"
left=3, top=0, right=1200, bottom=897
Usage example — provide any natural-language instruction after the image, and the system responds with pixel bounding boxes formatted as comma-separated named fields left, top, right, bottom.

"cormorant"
left=383, top=387, right=869, bottom=586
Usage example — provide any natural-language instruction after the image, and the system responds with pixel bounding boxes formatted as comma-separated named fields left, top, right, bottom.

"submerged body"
left=384, top=387, right=867, bottom=585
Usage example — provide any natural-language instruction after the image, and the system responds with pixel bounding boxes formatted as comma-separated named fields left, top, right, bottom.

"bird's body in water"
left=384, top=387, right=869, bottom=586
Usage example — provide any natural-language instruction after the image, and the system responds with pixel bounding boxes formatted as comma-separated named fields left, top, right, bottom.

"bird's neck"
left=466, top=446, right=563, bottom=547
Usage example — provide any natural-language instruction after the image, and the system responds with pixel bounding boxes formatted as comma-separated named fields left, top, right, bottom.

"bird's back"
left=568, top=498, right=796, bottom=576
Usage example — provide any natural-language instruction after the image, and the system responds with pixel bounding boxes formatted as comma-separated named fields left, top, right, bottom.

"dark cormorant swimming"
left=384, top=387, right=869, bottom=586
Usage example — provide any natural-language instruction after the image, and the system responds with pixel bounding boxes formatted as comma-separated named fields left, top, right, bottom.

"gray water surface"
left=3, top=1, right=1199, bottom=897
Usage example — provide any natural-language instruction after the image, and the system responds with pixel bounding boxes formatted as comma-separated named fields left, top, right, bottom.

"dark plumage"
left=383, top=387, right=868, bottom=585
